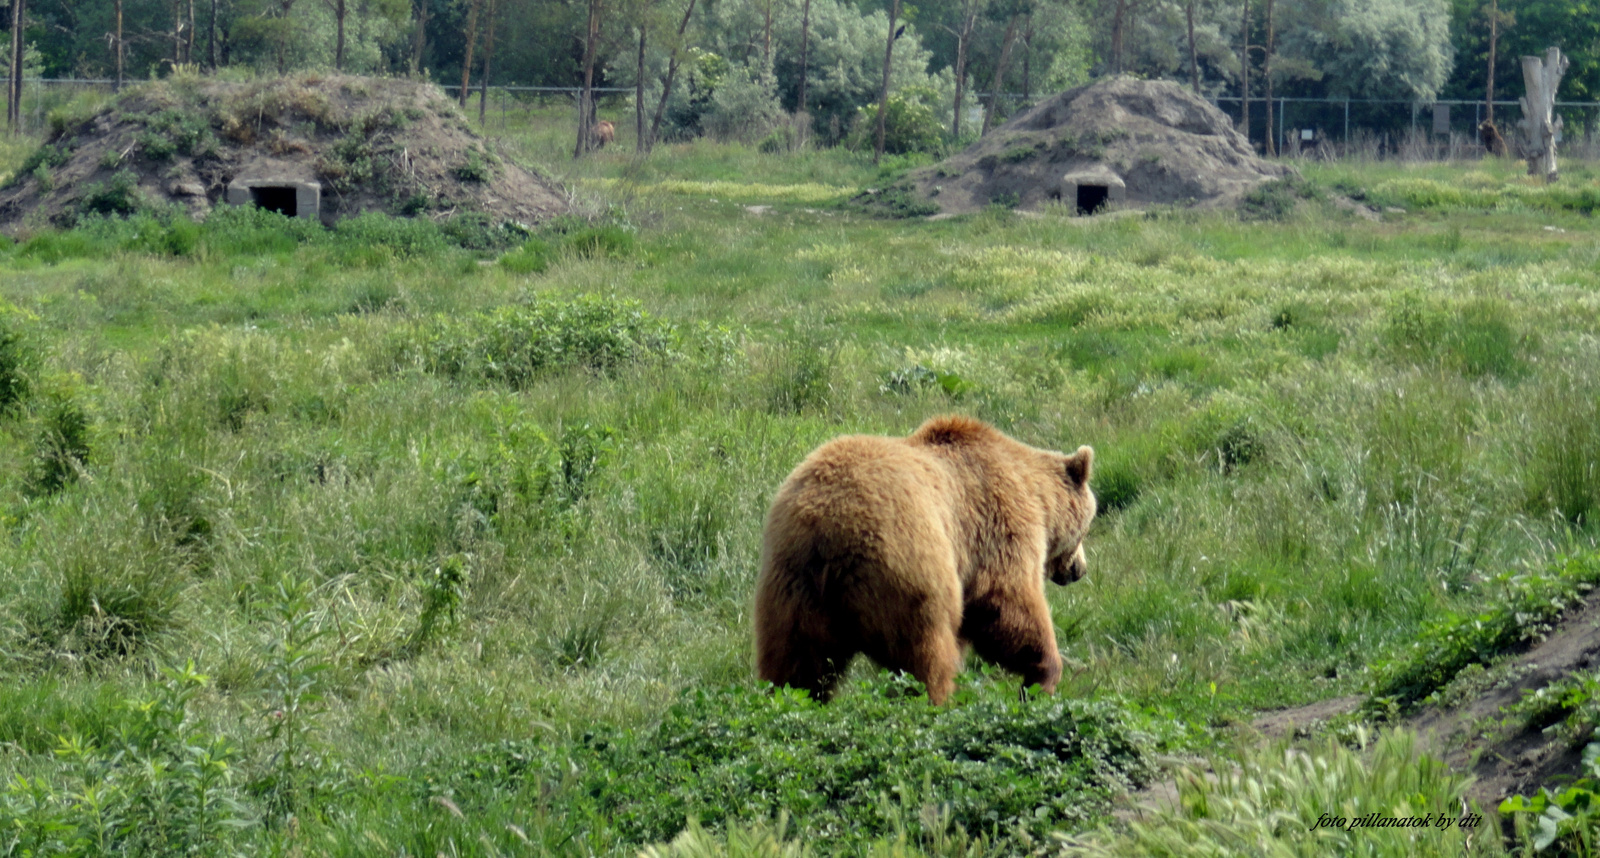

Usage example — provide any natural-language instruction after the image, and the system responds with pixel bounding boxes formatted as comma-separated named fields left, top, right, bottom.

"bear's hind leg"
left=756, top=601, right=855, bottom=702
left=961, top=589, right=1063, bottom=696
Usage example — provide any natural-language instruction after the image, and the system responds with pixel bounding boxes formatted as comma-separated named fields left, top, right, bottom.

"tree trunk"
left=981, top=13, right=1018, bottom=136
left=174, top=0, right=184, bottom=66
left=797, top=0, right=811, bottom=113
left=1110, top=0, right=1127, bottom=74
left=479, top=0, right=497, bottom=123
left=762, top=0, right=772, bottom=68
left=1517, top=47, right=1568, bottom=181
left=574, top=0, right=601, bottom=157
left=116, top=0, right=126, bottom=90
left=458, top=0, right=481, bottom=108
left=410, top=0, right=428, bottom=74
left=948, top=1, right=975, bottom=139
left=1239, top=0, right=1250, bottom=148
left=7, top=0, right=23, bottom=133
left=1186, top=0, right=1198, bottom=92
left=635, top=24, right=646, bottom=146
left=186, top=0, right=196, bottom=62
left=1485, top=0, right=1498, bottom=125
left=333, top=0, right=346, bottom=70
left=1263, top=0, right=1274, bottom=155
left=646, top=0, right=696, bottom=152
left=1021, top=11, right=1032, bottom=100
left=275, top=0, right=294, bottom=73
left=207, top=0, right=218, bottom=70
left=872, top=0, right=900, bottom=163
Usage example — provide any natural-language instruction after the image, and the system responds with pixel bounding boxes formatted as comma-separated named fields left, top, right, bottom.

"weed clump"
left=0, top=663, right=247, bottom=854
left=414, top=295, right=676, bottom=386
left=0, top=300, right=37, bottom=413
left=25, top=377, right=92, bottom=497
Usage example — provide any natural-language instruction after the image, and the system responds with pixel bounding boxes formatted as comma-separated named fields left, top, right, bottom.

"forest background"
left=6, top=0, right=1600, bottom=153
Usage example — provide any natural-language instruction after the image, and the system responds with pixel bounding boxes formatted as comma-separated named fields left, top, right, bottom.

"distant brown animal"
left=1479, top=120, right=1509, bottom=158
left=592, top=120, right=615, bottom=149
left=753, top=415, right=1097, bottom=705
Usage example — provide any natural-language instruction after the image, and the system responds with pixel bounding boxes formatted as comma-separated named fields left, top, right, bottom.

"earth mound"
left=885, top=77, right=1292, bottom=216
left=0, top=73, right=565, bottom=232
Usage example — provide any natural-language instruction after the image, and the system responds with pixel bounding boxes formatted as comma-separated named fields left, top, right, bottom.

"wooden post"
left=1517, top=47, right=1568, bottom=182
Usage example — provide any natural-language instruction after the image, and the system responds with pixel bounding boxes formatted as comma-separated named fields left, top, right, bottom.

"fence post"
left=1343, top=99, right=1349, bottom=145
left=1278, top=98, right=1284, bottom=156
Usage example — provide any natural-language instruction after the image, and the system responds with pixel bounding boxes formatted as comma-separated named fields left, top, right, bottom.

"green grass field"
left=2, top=108, right=1599, bottom=856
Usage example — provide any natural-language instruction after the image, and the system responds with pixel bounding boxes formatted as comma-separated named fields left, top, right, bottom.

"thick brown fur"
left=593, top=120, right=616, bottom=149
left=753, top=416, right=1096, bottom=705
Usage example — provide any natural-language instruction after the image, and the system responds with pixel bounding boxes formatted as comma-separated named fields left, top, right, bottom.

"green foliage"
left=452, top=150, right=495, bottom=183
left=846, top=90, right=945, bottom=155
left=438, top=678, right=1164, bottom=852
left=254, top=576, right=334, bottom=818
left=6, top=143, right=70, bottom=188
left=0, top=300, right=37, bottom=413
left=77, top=169, right=146, bottom=218
left=499, top=236, right=552, bottom=274
left=25, top=376, right=92, bottom=497
left=1501, top=737, right=1600, bottom=855
left=414, top=295, right=677, bottom=387
left=1525, top=369, right=1600, bottom=526
left=1381, top=293, right=1532, bottom=379
left=853, top=181, right=940, bottom=218
left=1061, top=728, right=1499, bottom=858
left=1239, top=177, right=1318, bottom=222
left=439, top=213, right=526, bottom=252
left=563, top=224, right=637, bottom=258
left=0, top=662, right=248, bottom=857
left=1368, top=554, right=1600, bottom=712
left=333, top=212, right=447, bottom=259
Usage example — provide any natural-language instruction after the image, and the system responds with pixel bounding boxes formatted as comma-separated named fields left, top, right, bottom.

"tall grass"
left=0, top=132, right=1598, bottom=853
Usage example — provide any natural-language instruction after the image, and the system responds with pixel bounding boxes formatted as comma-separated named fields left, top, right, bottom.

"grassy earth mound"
left=865, top=77, right=1292, bottom=216
left=0, top=72, right=566, bottom=232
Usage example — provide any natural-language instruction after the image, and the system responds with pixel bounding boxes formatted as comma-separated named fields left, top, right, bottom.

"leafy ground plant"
left=1058, top=728, right=1503, bottom=858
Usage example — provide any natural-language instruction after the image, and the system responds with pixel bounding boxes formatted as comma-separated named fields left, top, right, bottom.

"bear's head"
left=1044, top=446, right=1096, bottom=586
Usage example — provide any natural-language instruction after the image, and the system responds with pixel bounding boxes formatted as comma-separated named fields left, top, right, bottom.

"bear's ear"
left=1063, top=446, right=1093, bottom=487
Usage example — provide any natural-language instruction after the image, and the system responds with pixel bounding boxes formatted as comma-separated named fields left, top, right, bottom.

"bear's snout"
left=1049, top=543, right=1087, bottom=585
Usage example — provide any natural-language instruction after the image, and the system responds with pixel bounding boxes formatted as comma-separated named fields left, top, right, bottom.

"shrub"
left=0, top=662, right=247, bottom=856
left=564, top=224, right=636, bottom=258
left=25, top=376, right=92, bottom=497
left=0, top=300, right=37, bottom=413
left=703, top=63, right=782, bottom=143
left=333, top=212, right=447, bottom=260
left=1238, top=177, right=1312, bottom=221
left=78, top=169, right=146, bottom=218
left=416, top=295, right=677, bottom=386
left=845, top=90, right=945, bottom=155
left=499, top=237, right=552, bottom=274
left=452, top=150, right=495, bottom=183
left=440, top=212, right=525, bottom=251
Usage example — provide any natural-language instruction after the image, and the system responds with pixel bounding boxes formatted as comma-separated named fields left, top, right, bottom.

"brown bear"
left=753, top=415, right=1096, bottom=705
left=593, top=120, right=616, bottom=149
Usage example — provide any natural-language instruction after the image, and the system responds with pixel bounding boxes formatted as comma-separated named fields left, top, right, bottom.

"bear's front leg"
left=960, top=588, right=1063, bottom=697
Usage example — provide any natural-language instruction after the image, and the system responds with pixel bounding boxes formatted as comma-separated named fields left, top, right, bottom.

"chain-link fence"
left=1211, top=96, right=1600, bottom=161
left=7, top=77, right=1600, bottom=161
